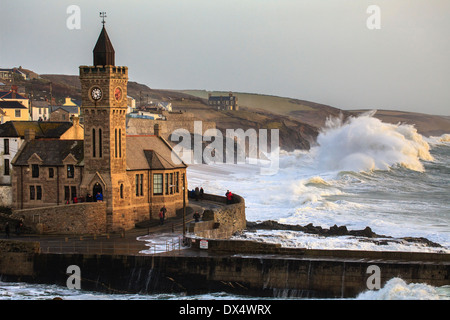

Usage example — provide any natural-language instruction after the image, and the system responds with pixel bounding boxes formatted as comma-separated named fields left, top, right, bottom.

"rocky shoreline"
left=245, top=220, right=443, bottom=248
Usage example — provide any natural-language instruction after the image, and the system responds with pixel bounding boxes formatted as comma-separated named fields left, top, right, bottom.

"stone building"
left=11, top=23, right=188, bottom=232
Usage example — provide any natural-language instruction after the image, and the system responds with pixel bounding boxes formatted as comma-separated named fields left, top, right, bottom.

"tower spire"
left=93, top=12, right=115, bottom=66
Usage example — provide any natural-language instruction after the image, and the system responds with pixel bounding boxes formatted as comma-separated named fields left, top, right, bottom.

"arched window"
left=114, top=128, right=118, bottom=158
left=92, top=128, right=96, bottom=157
left=119, top=128, right=122, bottom=158
left=120, top=184, right=124, bottom=199
left=98, top=128, right=103, bottom=158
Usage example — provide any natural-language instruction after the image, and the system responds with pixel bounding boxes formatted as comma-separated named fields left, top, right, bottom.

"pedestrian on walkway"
left=195, top=187, right=200, bottom=201
left=159, top=205, right=167, bottom=225
left=193, top=211, right=200, bottom=222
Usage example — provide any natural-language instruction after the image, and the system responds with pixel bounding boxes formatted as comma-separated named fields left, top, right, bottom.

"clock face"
left=91, top=87, right=102, bottom=101
left=114, top=87, right=122, bottom=101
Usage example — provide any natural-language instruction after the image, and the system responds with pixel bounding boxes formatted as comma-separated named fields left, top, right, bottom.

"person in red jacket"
left=226, top=190, right=233, bottom=204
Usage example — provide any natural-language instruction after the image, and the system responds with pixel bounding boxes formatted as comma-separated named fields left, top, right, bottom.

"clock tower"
left=79, top=19, right=130, bottom=223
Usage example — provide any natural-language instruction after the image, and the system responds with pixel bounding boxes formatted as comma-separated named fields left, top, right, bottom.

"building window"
left=64, top=186, right=70, bottom=202
left=120, top=184, right=124, bottom=199
left=135, top=174, right=143, bottom=196
left=175, top=172, right=179, bottom=193
left=153, top=173, right=163, bottom=195
left=164, top=173, right=169, bottom=194
left=4, top=159, right=9, bottom=176
left=15, top=110, right=21, bottom=118
left=92, top=128, right=96, bottom=157
left=30, top=186, right=35, bottom=200
left=67, top=165, right=74, bottom=178
left=36, top=186, right=42, bottom=200
left=31, top=164, right=39, bottom=178
left=49, top=167, right=54, bottom=178
left=135, top=174, right=139, bottom=196
left=4, top=139, right=9, bottom=155
left=71, top=186, right=77, bottom=201
left=30, top=185, right=42, bottom=200
left=169, top=173, right=174, bottom=194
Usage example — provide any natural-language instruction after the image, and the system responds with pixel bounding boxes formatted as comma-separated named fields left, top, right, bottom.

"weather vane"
left=100, top=12, right=107, bottom=26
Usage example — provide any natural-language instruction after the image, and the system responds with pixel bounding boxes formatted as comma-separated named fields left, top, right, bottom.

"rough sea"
left=1, top=112, right=449, bottom=300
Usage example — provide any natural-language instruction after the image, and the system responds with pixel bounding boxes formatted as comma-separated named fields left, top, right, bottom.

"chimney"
left=229, top=92, right=233, bottom=97
left=154, top=123, right=161, bottom=137
left=24, top=129, right=35, bottom=142
left=11, top=85, right=18, bottom=99
left=72, top=116, right=80, bottom=126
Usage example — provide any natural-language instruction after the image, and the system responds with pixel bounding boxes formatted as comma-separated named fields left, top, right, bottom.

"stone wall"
left=11, top=202, right=107, bottom=234
left=0, top=240, right=39, bottom=277
left=188, top=193, right=246, bottom=239
left=0, top=185, right=12, bottom=207
left=0, top=248, right=448, bottom=298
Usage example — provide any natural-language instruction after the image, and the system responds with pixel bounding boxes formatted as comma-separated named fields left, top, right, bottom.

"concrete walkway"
left=7, top=200, right=222, bottom=256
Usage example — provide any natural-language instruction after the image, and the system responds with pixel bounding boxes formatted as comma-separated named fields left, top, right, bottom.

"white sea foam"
left=356, top=278, right=450, bottom=300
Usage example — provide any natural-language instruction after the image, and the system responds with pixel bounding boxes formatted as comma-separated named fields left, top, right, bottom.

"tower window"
left=119, top=128, right=122, bottom=158
left=98, top=128, right=102, bottom=158
left=92, top=128, right=96, bottom=157
left=120, top=184, right=124, bottom=199
left=115, top=129, right=118, bottom=158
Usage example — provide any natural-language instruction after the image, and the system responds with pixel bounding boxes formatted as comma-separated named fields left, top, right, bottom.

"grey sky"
left=1, top=0, right=449, bottom=115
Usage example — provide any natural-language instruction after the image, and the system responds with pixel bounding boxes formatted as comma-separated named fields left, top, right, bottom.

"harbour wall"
left=0, top=240, right=448, bottom=298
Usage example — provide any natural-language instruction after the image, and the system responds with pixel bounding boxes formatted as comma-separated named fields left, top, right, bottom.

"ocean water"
left=1, top=112, right=449, bottom=300
left=188, top=112, right=450, bottom=253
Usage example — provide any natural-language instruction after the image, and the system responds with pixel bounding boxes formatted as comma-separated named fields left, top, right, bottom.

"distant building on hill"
left=49, top=105, right=80, bottom=121
left=0, top=86, right=30, bottom=122
left=208, top=92, right=238, bottom=111
left=31, top=101, right=50, bottom=121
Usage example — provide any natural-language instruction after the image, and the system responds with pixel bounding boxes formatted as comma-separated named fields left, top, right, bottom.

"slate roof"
left=49, top=106, right=80, bottom=114
left=0, top=100, right=27, bottom=109
left=0, top=91, right=27, bottom=100
left=12, top=134, right=185, bottom=170
left=0, top=121, right=74, bottom=138
left=126, top=135, right=187, bottom=170
left=12, top=139, right=84, bottom=166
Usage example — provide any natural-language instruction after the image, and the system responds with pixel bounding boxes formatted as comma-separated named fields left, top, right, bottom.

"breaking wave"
left=314, top=111, right=433, bottom=172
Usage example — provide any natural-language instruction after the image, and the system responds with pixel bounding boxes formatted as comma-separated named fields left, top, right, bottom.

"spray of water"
left=314, top=111, right=433, bottom=172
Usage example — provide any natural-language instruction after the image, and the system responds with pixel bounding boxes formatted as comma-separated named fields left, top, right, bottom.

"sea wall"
left=188, top=193, right=246, bottom=239
left=0, top=240, right=448, bottom=298
left=11, top=202, right=107, bottom=234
